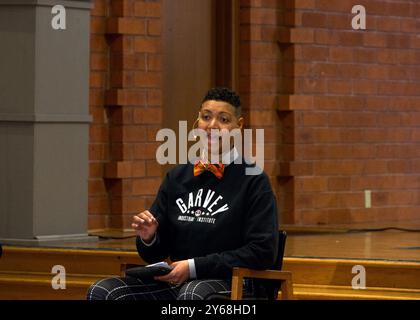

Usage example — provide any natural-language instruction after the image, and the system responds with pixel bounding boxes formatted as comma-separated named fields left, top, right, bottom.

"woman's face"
left=197, top=100, right=244, bottom=156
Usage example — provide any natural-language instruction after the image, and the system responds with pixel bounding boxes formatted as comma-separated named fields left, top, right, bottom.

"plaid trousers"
left=87, top=276, right=255, bottom=300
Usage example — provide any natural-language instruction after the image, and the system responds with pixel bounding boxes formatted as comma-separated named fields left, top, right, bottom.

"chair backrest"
left=275, top=230, right=287, bottom=271
left=254, top=230, right=287, bottom=300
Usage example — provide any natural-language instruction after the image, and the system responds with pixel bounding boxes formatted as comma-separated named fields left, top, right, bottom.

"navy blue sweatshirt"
left=136, top=160, right=279, bottom=279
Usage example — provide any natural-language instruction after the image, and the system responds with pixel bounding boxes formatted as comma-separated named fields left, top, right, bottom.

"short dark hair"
left=202, top=87, right=241, bottom=114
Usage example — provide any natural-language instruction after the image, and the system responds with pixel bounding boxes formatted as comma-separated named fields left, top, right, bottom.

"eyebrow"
left=201, top=109, right=233, bottom=117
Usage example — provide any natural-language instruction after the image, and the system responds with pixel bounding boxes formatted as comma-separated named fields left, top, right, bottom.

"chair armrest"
left=231, top=267, right=293, bottom=300
left=233, top=267, right=292, bottom=281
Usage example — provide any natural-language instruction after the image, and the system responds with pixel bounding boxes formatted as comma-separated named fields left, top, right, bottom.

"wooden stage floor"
left=1, top=222, right=419, bottom=299
left=14, top=222, right=419, bottom=263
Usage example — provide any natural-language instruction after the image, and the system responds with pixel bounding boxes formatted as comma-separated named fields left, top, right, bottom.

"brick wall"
left=238, top=0, right=290, bottom=222
left=89, top=0, right=110, bottom=230
left=276, top=0, right=420, bottom=224
left=88, top=0, right=419, bottom=230
left=88, top=0, right=163, bottom=231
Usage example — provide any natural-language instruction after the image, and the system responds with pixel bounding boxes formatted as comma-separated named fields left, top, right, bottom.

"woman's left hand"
left=154, top=260, right=190, bottom=285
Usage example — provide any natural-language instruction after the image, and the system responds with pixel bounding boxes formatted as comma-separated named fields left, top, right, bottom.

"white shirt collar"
left=198, top=146, right=239, bottom=166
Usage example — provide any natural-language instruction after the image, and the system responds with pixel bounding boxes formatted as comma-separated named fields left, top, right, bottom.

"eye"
left=201, top=114, right=211, bottom=121
left=220, top=116, right=230, bottom=123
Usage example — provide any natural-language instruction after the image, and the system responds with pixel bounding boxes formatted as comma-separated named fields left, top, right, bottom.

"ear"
left=237, top=117, right=244, bottom=130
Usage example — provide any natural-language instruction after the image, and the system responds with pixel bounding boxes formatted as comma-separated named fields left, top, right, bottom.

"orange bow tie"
left=193, top=160, right=225, bottom=179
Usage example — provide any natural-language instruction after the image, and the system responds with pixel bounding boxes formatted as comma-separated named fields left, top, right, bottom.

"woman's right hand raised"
left=132, top=210, right=159, bottom=243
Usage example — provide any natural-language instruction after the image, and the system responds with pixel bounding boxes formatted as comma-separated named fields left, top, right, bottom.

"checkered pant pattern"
left=87, top=276, right=254, bottom=300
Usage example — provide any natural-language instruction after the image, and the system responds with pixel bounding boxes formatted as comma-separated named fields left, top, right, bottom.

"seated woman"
left=87, top=87, right=279, bottom=300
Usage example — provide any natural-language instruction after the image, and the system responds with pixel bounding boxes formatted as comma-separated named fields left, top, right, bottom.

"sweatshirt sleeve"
left=193, top=177, right=279, bottom=279
left=136, top=174, right=171, bottom=264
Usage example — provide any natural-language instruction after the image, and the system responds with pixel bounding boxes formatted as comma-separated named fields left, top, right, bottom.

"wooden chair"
left=230, top=230, right=293, bottom=300
left=121, top=230, right=293, bottom=300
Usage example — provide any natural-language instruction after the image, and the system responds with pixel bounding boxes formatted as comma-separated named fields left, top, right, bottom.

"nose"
left=207, top=117, right=219, bottom=130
